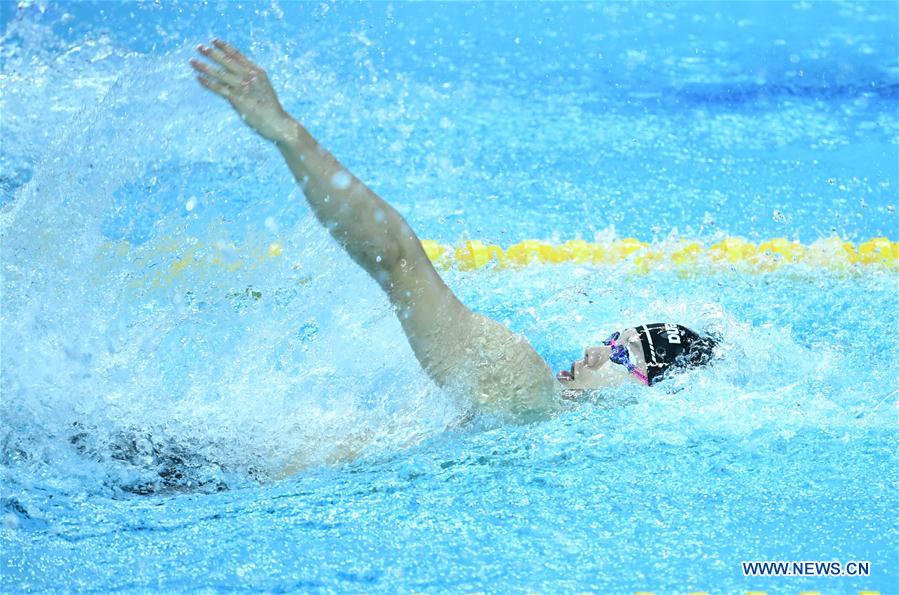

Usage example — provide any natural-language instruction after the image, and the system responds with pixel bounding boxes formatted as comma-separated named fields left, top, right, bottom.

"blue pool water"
left=2, top=1, right=897, bottom=593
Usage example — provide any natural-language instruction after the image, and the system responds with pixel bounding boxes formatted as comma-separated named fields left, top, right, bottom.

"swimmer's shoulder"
left=446, top=312, right=560, bottom=423
left=386, top=260, right=559, bottom=422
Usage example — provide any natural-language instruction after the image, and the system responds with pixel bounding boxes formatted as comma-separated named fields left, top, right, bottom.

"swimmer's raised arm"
left=191, top=40, right=399, bottom=276
left=191, top=40, right=559, bottom=422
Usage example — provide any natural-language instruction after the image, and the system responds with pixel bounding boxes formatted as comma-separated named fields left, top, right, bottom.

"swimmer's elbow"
left=363, top=236, right=403, bottom=273
left=328, top=223, right=403, bottom=282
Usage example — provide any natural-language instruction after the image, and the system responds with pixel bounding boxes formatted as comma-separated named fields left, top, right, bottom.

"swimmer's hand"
left=190, top=39, right=291, bottom=142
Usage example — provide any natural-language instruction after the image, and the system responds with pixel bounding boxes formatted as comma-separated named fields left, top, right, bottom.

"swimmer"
left=190, top=40, right=718, bottom=423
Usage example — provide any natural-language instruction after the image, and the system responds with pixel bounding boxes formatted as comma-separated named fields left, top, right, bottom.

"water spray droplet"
left=330, top=170, right=352, bottom=189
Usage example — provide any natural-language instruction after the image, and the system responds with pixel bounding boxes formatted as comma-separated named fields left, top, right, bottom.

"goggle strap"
left=604, top=333, right=650, bottom=386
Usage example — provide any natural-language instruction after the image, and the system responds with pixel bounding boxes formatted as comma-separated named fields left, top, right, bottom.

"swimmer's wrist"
left=271, top=114, right=313, bottom=149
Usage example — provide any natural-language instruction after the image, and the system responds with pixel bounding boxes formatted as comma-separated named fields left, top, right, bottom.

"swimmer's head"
left=557, top=324, right=719, bottom=392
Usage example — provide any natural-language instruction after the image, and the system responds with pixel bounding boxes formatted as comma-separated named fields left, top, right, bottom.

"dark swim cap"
left=636, top=323, right=718, bottom=385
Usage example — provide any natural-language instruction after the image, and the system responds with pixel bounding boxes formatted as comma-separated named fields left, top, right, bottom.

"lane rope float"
left=97, top=236, right=898, bottom=289
left=421, top=237, right=897, bottom=272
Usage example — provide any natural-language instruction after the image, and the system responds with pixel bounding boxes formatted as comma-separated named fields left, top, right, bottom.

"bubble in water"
left=264, top=216, right=279, bottom=233
left=330, top=170, right=352, bottom=189
left=772, top=209, right=788, bottom=223
left=185, top=196, right=197, bottom=211
left=298, top=322, right=318, bottom=342
left=4, top=513, right=20, bottom=530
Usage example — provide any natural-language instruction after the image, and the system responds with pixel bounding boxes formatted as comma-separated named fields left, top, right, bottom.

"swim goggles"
left=603, top=331, right=650, bottom=386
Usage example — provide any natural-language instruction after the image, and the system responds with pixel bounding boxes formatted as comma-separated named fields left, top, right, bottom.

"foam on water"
left=1, top=16, right=463, bottom=496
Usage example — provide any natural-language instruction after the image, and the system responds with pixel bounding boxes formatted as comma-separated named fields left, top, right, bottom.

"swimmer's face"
left=556, top=345, right=619, bottom=390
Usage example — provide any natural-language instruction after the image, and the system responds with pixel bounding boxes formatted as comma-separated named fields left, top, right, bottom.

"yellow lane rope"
left=97, top=236, right=898, bottom=290
left=421, top=237, right=897, bottom=272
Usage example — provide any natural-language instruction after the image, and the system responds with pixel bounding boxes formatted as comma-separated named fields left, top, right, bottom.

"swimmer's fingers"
left=197, top=42, right=247, bottom=76
left=189, top=58, right=242, bottom=87
left=196, top=74, right=232, bottom=99
left=212, top=39, right=256, bottom=69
